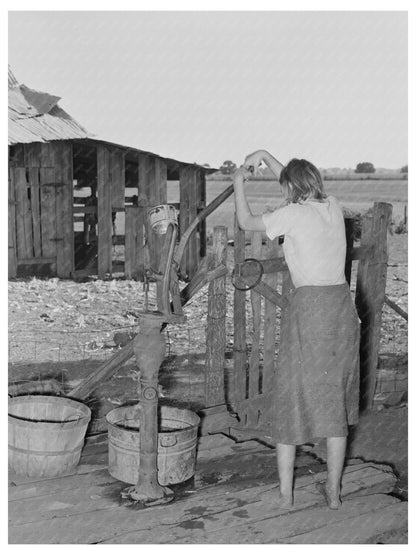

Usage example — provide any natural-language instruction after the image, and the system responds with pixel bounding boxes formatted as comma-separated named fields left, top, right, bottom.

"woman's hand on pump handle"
left=234, top=165, right=253, bottom=182
left=244, top=150, right=266, bottom=172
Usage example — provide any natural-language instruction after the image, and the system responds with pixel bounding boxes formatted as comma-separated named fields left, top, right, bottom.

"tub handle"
left=160, top=435, right=177, bottom=447
left=64, top=413, right=84, bottom=422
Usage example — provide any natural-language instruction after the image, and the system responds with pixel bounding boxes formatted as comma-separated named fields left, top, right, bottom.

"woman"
left=233, top=150, right=360, bottom=510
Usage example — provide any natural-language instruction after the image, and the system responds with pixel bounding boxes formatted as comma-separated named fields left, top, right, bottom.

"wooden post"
left=110, top=148, right=125, bottom=211
left=155, top=158, right=167, bottom=204
left=198, top=169, right=207, bottom=260
left=97, top=145, right=112, bottom=278
left=205, top=226, right=228, bottom=407
left=139, top=154, right=156, bottom=273
left=232, top=215, right=247, bottom=405
left=187, top=167, right=198, bottom=279
left=152, top=158, right=167, bottom=271
left=125, top=206, right=142, bottom=280
left=147, top=156, right=159, bottom=270
left=344, top=217, right=355, bottom=286
left=355, top=202, right=392, bottom=410
left=248, top=232, right=262, bottom=398
left=179, top=166, right=190, bottom=278
left=8, top=169, right=17, bottom=278
left=55, top=142, right=74, bottom=278
left=262, top=237, right=279, bottom=392
left=280, top=265, right=294, bottom=364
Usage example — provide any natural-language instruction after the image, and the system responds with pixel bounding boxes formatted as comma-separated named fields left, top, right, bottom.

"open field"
left=195, top=179, right=408, bottom=236
left=109, top=179, right=407, bottom=239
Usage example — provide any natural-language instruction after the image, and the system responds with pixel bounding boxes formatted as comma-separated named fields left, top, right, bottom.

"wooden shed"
left=8, top=67, right=215, bottom=281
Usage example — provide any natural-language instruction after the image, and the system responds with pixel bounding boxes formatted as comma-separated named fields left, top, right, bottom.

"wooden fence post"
left=344, top=217, right=355, bottom=286
left=205, top=226, right=228, bottom=406
left=197, top=169, right=207, bottom=260
left=355, top=202, right=392, bottom=410
left=232, top=216, right=247, bottom=405
left=248, top=232, right=262, bottom=398
left=262, top=237, right=280, bottom=393
left=187, top=168, right=198, bottom=279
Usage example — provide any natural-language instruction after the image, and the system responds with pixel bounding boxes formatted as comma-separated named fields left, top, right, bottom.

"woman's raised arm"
left=233, top=166, right=266, bottom=232
left=244, top=150, right=284, bottom=180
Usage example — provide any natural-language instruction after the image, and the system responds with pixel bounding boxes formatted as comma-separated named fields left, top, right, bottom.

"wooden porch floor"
left=9, top=434, right=407, bottom=544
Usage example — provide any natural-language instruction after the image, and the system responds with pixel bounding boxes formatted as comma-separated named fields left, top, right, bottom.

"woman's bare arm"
left=262, top=151, right=285, bottom=179
left=244, top=150, right=284, bottom=180
left=233, top=167, right=266, bottom=232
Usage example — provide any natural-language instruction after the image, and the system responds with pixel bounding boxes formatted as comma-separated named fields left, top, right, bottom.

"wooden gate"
left=227, top=202, right=392, bottom=441
left=9, top=166, right=73, bottom=277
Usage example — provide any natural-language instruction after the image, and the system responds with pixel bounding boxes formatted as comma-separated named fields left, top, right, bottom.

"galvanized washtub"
left=106, top=404, right=200, bottom=485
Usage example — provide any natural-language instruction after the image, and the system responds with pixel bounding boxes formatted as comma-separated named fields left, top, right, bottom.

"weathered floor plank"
left=284, top=499, right=407, bottom=544
left=148, top=495, right=404, bottom=545
left=9, top=454, right=401, bottom=544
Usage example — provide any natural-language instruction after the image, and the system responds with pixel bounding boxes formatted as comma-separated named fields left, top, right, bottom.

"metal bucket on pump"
left=148, top=204, right=178, bottom=235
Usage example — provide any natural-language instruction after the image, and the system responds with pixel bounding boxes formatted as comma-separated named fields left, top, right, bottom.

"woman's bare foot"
left=261, top=487, right=294, bottom=508
left=261, top=487, right=293, bottom=509
left=316, top=482, right=342, bottom=510
left=276, top=490, right=294, bottom=508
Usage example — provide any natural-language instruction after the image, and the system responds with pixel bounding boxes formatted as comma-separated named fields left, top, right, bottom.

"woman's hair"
left=279, top=158, right=327, bottom=203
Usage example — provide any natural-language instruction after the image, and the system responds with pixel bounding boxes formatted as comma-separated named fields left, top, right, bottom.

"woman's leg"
left=276, top=443, right=296, bottom=506
left=325, top=436, right=347, bottom=508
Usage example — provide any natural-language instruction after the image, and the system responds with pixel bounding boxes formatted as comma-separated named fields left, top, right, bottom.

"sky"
left=8, top=10, right=408, bottom=169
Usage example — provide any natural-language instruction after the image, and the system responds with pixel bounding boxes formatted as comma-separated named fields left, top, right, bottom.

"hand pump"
left=123, top=208, right=186, bottom=504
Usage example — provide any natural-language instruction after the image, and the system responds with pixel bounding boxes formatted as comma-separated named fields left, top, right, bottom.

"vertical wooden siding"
left=54, top=143, right=74, bottom=277
left=39, top=168, right=57, bottom=261
left=110, top=149, right=125, bottom=210
left=8, top=170, right=17, bottom=278
left=97, top=145, right=113, bottom=278
left=9, top=142, right=74, bottom=277
left=13, top=167, right=33, bottom=260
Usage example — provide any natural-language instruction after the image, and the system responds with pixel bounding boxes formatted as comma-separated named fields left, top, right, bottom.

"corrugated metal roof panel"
left=8, top=108, right=92, bottom=144
left=8, top=66, right=18, bottom=89
left=8, top=83, right=92, bottom=146
left=8, top=70, right=92, bottom=145
left=8, top=109, right=91, bottom=144
left=7, top=67, right=217, bottom=171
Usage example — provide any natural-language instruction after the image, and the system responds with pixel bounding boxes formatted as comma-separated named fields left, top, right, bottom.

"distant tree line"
left=217, top=159, right=407, bottom=178
left=355, top=162, right=375, bottom=174
left=219, top=160, right=237, bottom=175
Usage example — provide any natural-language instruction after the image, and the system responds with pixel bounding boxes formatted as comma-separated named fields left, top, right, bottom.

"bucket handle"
left=63, top=413, right=85, bottom=422
left=160, top=434, right=177, bottom=447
